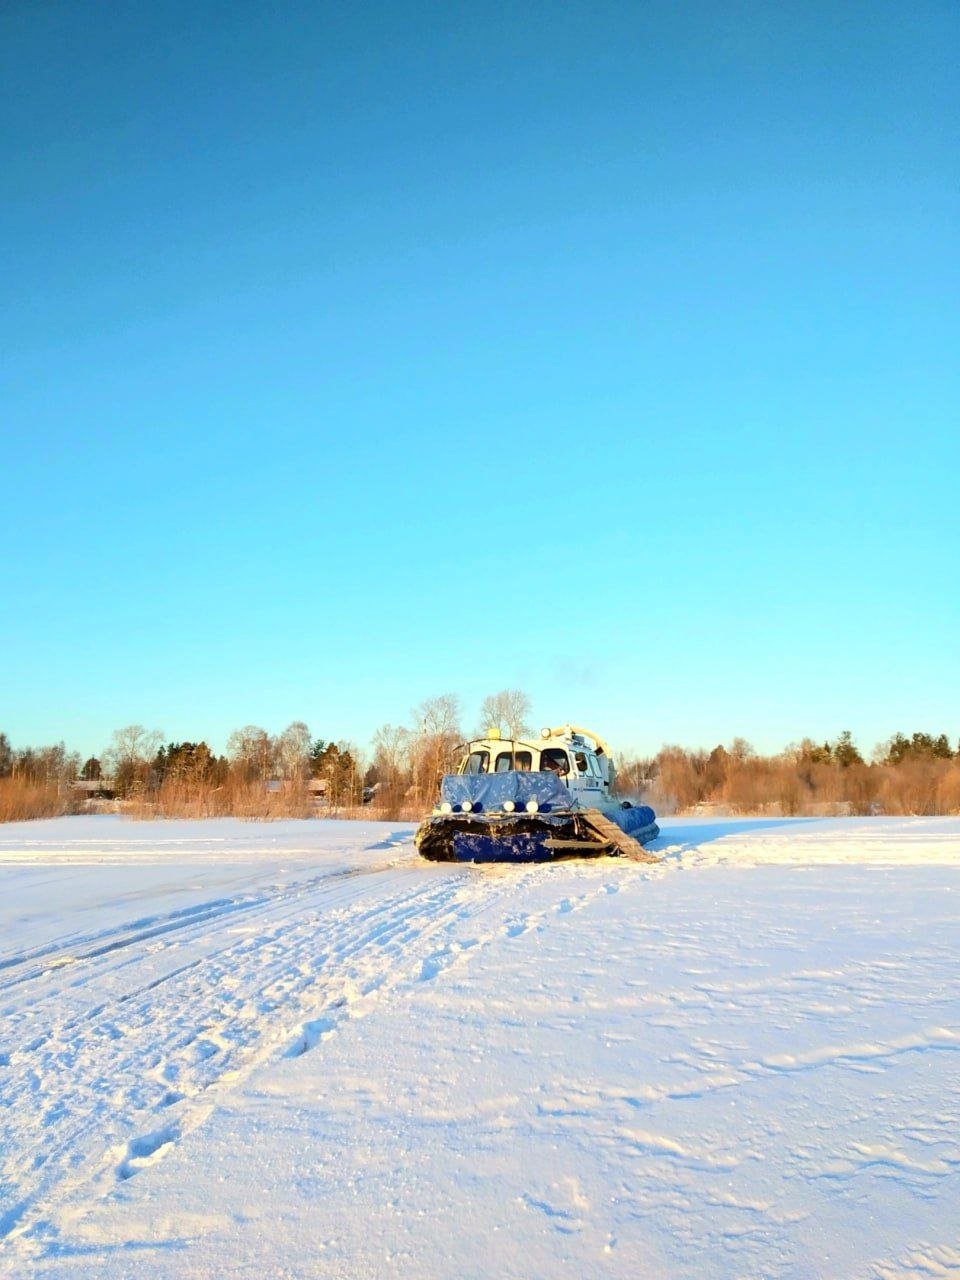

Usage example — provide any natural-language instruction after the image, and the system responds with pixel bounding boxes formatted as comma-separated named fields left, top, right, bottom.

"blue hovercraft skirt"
left=415, top=805, right=659, bottom=863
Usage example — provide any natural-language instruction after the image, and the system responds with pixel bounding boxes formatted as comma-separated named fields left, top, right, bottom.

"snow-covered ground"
left=2, top=815, right=959, bottom=1279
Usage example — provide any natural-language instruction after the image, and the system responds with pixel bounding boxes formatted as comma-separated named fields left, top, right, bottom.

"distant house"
left=308, top=778, right=328, bottom=806
left=264, top=778, right=328, bottom=804
left=72, top=778, right=116, bottom=799
left=263, top=778, right=328, bottom=791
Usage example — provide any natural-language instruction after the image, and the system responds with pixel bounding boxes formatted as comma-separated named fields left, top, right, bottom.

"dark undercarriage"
left=414, top=810, right=659, bottom=863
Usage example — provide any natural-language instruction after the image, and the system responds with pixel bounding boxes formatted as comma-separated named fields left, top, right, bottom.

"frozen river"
left=2, top=814, right=959, bottom=1278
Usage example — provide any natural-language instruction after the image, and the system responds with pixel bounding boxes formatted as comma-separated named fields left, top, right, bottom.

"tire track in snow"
left=0, top=858, right=532, bottom=1261
left=4, top=868, right=449, bottom=1244
left=0, top=856, right=426, bottom=1068
left=0, top=853, right=413, bottom=989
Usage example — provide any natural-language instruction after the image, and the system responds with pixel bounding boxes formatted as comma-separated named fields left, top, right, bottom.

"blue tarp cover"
left=440, top=771, right=572, bottom=811
left=614, top=805, right=658, bottom=838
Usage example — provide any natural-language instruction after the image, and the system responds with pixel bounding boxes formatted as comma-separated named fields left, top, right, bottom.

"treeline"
left=358, top=705, right=960, bottom=820
left=620, top=731, right=960, bottom=817
left=100, top=723, right=364, bottom=813
left=2, top=703, right=959, bottom=823
left=0, top=723, right=365, bottom=822
left=0, top=690, right=523, bottom=823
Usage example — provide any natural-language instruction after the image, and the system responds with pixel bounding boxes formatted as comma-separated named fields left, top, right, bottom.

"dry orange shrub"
left=127, top=778, right=315, bottom=821
left=936, top=762, right=960, bottom=813
left=0, top=778, right=80, bottom=822
left=647, top=748, right=956, bottom=818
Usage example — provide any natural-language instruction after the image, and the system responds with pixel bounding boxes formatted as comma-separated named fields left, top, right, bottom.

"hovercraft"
left=415, top=725, right=659, bottom=864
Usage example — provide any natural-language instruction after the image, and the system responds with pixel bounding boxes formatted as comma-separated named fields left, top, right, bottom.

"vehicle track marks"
left=0, top=860, right=528, bottom=1261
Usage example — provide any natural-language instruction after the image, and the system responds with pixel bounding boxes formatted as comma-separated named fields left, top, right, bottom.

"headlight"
left=503, top=800, right=515, bottom=813
left=525, top=799, right=539, bottom=813
left=461, top=800, right=473, bottom=812
left=440, top=802, right=453, bottom=814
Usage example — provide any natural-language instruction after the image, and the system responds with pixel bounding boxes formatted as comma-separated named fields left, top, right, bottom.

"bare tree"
left=371, top=723, right=411, bottom=809
left=276, top=721, right=311, bottom=784
left=226, top=725, right=275, bottom=783
left=372, top=723, right=410, bottom=775
left=415, top=694, right=460, bottom=738
left=615, top=755, right=656, bottom=800
left=477, top=689, right=532, bottom=739
left=653, top=746, right=702, bottom=812
left=411, top=694, right=462, bottom=804
left=104, top=725, right=163, bottom=797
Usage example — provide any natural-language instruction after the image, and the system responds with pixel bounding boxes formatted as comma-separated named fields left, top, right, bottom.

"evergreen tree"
left=833, top=731, right=863, bottom=768
left=309, top=739, right=328, bottom=777
left=882, top=732, right=956, bottom=765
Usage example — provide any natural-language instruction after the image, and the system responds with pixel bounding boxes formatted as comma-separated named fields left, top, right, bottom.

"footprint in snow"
left=117, top=1124, right=179, bottom=1181
left=419, top=940, right=477, bottom=982
left=504, top=915, right=529, bottom=938
left=285, top=1014, right=338, bottom=1059
left=519, top=1193, right=581, bottom=1235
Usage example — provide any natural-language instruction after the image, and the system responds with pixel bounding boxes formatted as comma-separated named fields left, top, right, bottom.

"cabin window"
left=493, top=751, right=532, bottom=772
left=574, top=752, right=589, bottom=774
left=465, top=751, right=489, bottom=774
left=540, top=749, right=570, bottom=776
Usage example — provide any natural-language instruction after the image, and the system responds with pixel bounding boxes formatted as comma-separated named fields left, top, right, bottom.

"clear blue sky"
left=2, top=0, right=958, bottom=763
